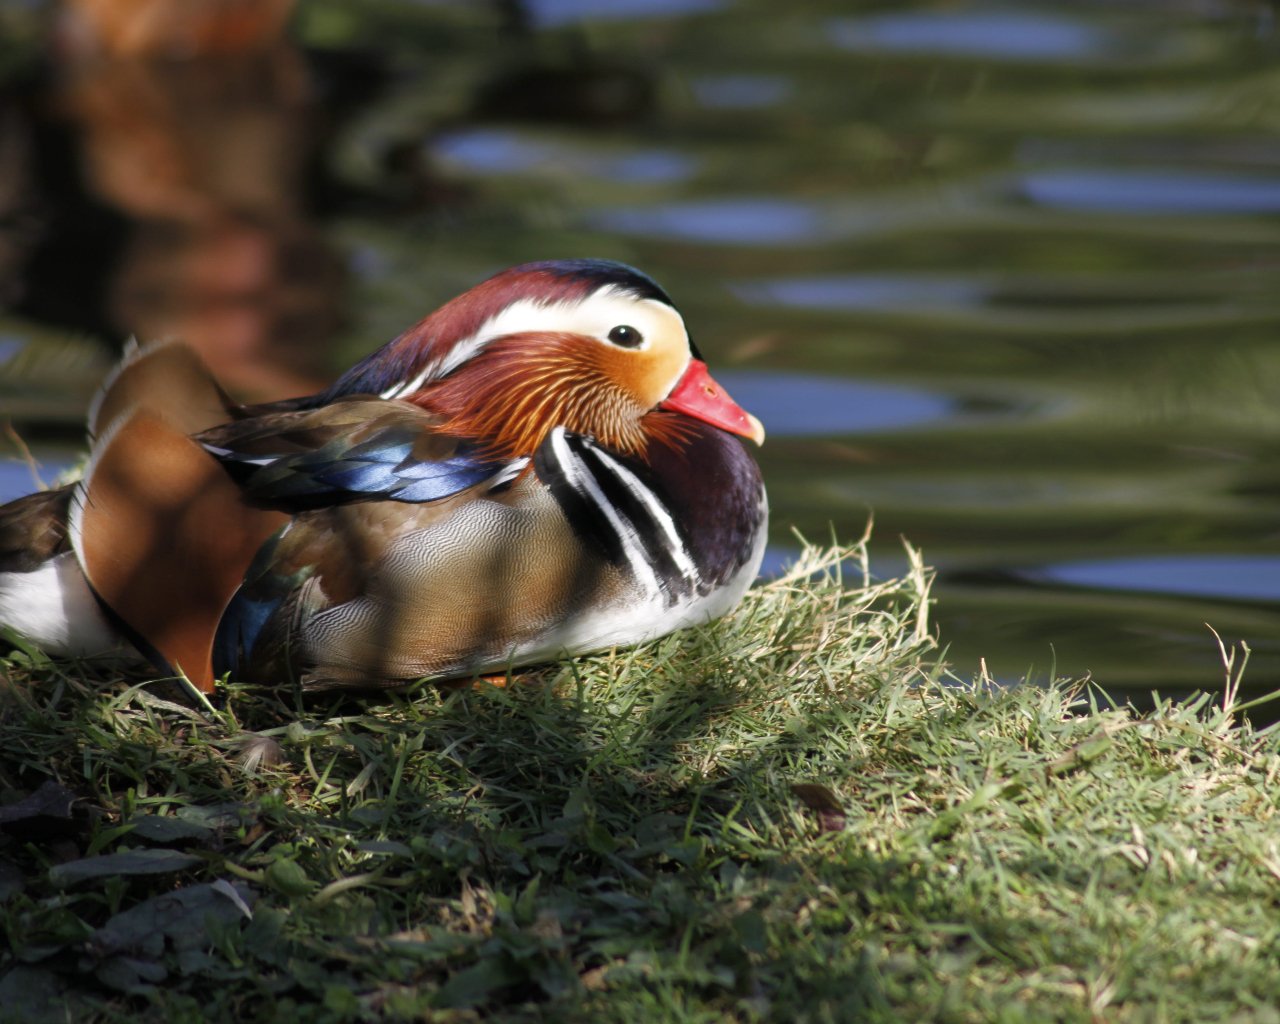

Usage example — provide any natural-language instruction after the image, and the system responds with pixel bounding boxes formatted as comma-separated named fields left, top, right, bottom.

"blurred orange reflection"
left=54, top=0, right=341, bottom=400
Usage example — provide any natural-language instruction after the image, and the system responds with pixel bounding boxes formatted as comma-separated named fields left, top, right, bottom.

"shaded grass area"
left=2, top=542, right=1280, bottom=1022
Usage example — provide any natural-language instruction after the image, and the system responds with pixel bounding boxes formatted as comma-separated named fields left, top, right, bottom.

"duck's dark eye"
left=607, top=324, right=644, bottom=348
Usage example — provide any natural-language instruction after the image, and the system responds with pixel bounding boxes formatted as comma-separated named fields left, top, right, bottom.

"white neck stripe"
left=585, top=446, right=699, bottom=585
left=548, top=428, right=663, bottom=599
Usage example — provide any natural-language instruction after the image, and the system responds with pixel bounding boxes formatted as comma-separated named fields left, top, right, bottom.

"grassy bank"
left=2, top=540, right=1279, bottom=1023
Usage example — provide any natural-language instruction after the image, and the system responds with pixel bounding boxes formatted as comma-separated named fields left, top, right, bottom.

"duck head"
left=322, top=259, right=765, bottom=459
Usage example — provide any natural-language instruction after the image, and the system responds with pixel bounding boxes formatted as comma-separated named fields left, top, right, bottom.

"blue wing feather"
left=314, top=461, right=403, bottom=492
left=212, top=526, right=302, bottom=679
left=201, top=401, right=511, bottom=509
left=220, top=445, right=506, bottom=506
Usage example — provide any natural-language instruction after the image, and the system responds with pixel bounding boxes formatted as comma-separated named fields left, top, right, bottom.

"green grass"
left=3, top=540, right=1280, bottom=1023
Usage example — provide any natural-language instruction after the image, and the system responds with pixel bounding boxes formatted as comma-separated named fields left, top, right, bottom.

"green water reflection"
left=2, top=0, right=1279, bottom=701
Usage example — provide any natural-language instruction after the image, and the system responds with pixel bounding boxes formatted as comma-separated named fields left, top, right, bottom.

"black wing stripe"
left=536, top=430, right=699, bottom=604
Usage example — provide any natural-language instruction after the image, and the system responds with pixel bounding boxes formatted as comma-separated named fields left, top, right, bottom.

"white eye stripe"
left=378, top=289, right=687, bottom=398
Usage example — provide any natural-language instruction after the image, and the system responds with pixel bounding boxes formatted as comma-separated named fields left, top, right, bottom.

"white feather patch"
left=585, top=445, right=700, bottom=586
left=0, top=552, right=127, bottom=657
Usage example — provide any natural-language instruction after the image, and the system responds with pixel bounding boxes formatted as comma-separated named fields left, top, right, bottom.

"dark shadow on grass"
left=0, top=613, right=953, bottom=1019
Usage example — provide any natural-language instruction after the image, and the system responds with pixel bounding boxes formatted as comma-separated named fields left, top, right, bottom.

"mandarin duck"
left=0, top=260, right=767, bottom=692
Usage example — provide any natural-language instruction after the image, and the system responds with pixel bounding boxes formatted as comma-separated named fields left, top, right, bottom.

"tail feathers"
left=71, top=341, right=287, bottom=691
left=1, top=486, right=74, bottom=573
left=88, top=337, right=240, bottom=442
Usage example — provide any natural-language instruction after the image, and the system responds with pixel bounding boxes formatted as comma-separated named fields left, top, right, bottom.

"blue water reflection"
left=828, top=11, right=1113, bottom=62
left=598, top=175, right=1280, bottom=249
left=1020, top=170, right=1280, bottom=215
left=756, top=546, right=797, bottom=580
left=734, top=275, right=987, bottom=314
left=1036, top=556, right=1280, bottom=602
left=690, top=75, right=791, bottom=110
left=730, top=269, right=1262, bottom=334
left=715, top=371, right=950, bottom=437
left=434, top=131, right=695, bottom=184
left=757, top=545, right=911, bottom=592
left=597, top=199, right=826, bottom=244
left=525, top=0, right=723, bottom=28
left=0, top=461, right=73, bottom=504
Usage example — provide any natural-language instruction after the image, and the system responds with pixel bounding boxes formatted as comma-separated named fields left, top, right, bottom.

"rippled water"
left=2, top=0, right=1278, bottom=702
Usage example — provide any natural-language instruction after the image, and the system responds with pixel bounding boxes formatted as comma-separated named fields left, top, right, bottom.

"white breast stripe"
left=586, top=445, right=700, bottom=585
left=487, top=457, right=530, bottom=489
left=549, top=428, right=663, bottom=599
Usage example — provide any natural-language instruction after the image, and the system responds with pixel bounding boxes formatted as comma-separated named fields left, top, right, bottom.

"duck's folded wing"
left=195, top=398, right=520, bottom=509
left=1, top=486, right=73, bottom=573
left=199, top=399, right=532, bottom=683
